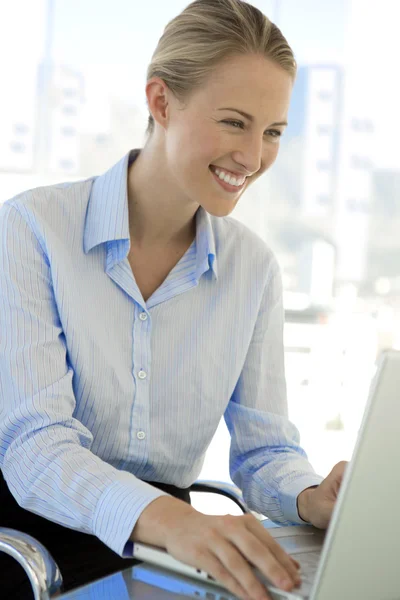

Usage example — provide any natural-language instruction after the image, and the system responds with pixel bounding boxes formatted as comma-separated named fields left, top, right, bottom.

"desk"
left=60, top=520, right=282, bottom=600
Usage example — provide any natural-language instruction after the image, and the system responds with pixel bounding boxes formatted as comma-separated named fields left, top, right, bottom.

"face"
left=151, top=53, right=293, bottom=217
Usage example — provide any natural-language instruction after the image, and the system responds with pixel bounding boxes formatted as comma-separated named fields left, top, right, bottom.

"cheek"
left=263, top=144, right=280, bottom=169
left=195, top=128, right=222, bottom=161
left=182, top=129, right=222, bottom=175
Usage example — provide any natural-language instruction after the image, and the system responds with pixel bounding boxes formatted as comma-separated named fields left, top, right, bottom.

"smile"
left=209, top=166, right=247, bottom=193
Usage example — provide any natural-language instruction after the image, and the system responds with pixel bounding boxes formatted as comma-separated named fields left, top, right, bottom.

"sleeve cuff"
left=93, top=472, right=169, bottom=556
left=279, top=475, right=324, bottom=524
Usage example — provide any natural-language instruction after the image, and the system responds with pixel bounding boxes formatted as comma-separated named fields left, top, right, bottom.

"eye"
left=221, top=120, right=283, bottom=139
left=221, top=119, right=245, bottom=129
left=267, top=129, right=282, bottom=139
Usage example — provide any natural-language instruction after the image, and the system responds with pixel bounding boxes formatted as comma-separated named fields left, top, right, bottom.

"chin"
left=201, top=204, right=237, bottom=218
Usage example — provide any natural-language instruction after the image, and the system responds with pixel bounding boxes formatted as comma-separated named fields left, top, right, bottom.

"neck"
left=127, top=141, right=198, bottom=249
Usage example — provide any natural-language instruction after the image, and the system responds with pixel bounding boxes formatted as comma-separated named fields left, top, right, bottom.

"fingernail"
left=279, top=578, right=292, bottom=590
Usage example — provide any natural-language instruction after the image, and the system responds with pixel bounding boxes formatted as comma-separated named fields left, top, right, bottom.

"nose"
left=232, top=134, right=263, bottom=175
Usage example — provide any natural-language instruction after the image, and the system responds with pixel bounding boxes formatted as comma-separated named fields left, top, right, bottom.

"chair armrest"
left=0, top=528, right=63, bottom=599
left=190, top=480, right=250, bottom=514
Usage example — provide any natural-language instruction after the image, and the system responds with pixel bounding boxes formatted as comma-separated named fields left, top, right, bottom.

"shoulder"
left=1, top=177, right=94, bottom=239
left=211, top=214, right=281, bottom=279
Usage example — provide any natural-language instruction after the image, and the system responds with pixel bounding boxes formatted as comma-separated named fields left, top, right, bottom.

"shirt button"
left=139, top=312, right=148, bottom=321
left=137, top=431, right=146, bottom=440
left=138, top=370, right=147, bottom=380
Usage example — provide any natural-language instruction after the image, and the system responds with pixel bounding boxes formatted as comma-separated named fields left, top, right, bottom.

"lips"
left=209, top=166, right=247, bottom=193
left=210, top=165, right=246, bottom=179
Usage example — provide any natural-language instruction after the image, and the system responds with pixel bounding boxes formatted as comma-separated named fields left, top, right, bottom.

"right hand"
left=131, top=496, right=302, bottom=600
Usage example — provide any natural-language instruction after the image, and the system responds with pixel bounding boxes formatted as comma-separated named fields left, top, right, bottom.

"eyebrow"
left=217, top=107, right=288, bottom=127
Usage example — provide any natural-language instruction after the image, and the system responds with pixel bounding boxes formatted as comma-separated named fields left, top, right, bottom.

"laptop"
left=132, top=349, right=400, bottom=600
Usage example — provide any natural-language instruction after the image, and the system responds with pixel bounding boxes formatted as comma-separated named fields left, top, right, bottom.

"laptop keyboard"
left=256, top=550, right=320, bottom=599
left=294, top=550, right=321, bottom=597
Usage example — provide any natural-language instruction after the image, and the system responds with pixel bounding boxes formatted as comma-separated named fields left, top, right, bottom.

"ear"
left=145, top=77, right=170, bottom=131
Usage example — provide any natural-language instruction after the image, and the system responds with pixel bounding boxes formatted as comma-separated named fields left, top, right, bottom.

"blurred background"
left=1, top=0, right=399, bottom=513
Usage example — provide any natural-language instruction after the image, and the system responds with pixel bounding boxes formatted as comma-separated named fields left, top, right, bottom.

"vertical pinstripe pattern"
left=0, top=150, right=323, bottom=557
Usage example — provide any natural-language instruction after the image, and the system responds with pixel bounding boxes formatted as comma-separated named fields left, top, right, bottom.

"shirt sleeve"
left=0, top=201, right=167, bottom=556
left=224, top=254, right=323, bottom=524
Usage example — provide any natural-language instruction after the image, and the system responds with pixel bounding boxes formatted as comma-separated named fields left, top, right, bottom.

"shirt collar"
left=84, top=150, right=136, bottom=254
left=84, top=149, right=218, bottom=279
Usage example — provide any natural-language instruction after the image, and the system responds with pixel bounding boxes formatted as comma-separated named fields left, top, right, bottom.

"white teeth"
left=213, top=167, right=245, bottom=187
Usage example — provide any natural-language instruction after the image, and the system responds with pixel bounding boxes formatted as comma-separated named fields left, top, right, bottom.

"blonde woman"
left=0, top=1, right=345, bottom=598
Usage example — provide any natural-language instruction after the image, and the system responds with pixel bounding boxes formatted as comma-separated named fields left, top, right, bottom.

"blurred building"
left=289, top=65, right=343, bottom=223
left=269, top=57, right=377, bottom=300
left=372, top=170, right=400, bottom=222
left=35, top=62, right=85, bottom=175
left=0, top=67, right=37, bottom=173
left=333, top=106, right=375, bottom=286
left=364, top=169, right=400, bottom=287
left=79, top=98, right=146, bottom=177
left=0, top=0, right=47, bottom=174
left=264, top=0, right=400, bottom=302
left=21, top=0, right=85, bottom=177
left=268, top=65, right=342, bottom=306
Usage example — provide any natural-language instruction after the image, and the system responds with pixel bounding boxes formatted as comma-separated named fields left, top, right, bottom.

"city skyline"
left=0, top=0, right=399, bottom=296
left=1, top=0, right=398, bottom=166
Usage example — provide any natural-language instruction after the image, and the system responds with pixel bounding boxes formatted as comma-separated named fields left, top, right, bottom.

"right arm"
left=0, top=202, right=167, bottom=556
left=132, top=496, right=301, bottom=600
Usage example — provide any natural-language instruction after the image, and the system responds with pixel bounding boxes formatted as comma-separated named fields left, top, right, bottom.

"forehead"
left=192, top=53, right=293, bottom=118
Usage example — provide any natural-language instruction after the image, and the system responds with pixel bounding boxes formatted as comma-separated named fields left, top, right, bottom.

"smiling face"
left=150, top=52, right=294, bottom=217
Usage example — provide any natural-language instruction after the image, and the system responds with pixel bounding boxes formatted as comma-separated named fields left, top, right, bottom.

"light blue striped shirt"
left=0, top=150, right=323, bottom=557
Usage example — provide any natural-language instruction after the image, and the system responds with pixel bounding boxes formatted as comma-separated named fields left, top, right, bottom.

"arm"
left=0, top=202, right=167, bottom=556
left=224, top=256, right=323, bottom=524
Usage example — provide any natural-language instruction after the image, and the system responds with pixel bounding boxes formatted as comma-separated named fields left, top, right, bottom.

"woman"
left=0, top=1, right=345, bottom=599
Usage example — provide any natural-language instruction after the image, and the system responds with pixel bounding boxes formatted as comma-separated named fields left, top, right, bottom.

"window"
left=63, top=87, right=77, bottom=98
left=13, top=123, right=29, bottom=135
left=346, top=198, right=370, bottom=214
left=317, top=124, right=331, bottom=135
left=62, top=104, right=78, bottom=116
left=316, top=160, right=332, bottom=171
left=317, top=195, right=331, bottom=206
left=351, top=118, right=374, bottom=133
left=59, top=158, right=76, bottom=170
left=1, top=0, right=399, bottom=506
left=95, top=134, right=109, bottom=144
left=318, top=90, right=333, bottom=101
left=61, top=126, right=76, bottom=136
left=350, top=155, right=373, bottom=170
left=9, top=141, right=26, bottom=153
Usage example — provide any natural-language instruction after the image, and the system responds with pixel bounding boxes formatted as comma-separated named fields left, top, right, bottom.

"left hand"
left=297, top=461, right=348, bottom=529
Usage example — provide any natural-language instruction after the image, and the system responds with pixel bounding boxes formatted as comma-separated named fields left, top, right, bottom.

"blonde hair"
left=145, top=0, right=296, bottom=137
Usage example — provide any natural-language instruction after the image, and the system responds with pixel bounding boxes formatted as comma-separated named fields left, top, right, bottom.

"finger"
left=246, top=518, right=301, bottom=577
left=291, top=556, right=301, bottom=570
left=268, top=539, right=302, bottom=584
left=243, top=517, right=301, bottom=585
left=212, top=539, right=272, bottom=600
left=196, top=549, right=266, bottom=600
left=228, top=528, right=300, bottom=591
